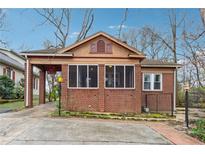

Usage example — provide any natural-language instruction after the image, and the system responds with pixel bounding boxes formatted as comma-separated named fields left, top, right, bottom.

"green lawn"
left=0, top=99, right=39, bottom=111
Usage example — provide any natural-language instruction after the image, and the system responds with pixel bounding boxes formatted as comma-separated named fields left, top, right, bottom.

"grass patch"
left=0, top=99, right=39, bottom=111
left=51, top=110, right=174, bottom=121
left=190, top=119, right=205, bottom=142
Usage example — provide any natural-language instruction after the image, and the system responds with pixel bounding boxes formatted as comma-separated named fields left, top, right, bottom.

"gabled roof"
left=58, top=31, right=145, bottom=58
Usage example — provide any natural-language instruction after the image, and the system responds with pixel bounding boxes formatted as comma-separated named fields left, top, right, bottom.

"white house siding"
left=0, top=64, right=3, bottom=76
left=0, top=48, right=40, bottom=96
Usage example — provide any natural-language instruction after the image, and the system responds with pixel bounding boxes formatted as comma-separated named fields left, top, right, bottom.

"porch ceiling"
left=34, top=64, right=62, bottom=72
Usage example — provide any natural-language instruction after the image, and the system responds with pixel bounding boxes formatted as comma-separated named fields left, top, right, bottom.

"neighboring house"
left=21, top=32, right=180, bottom=113
left=0, top=48, right=39, bottom=96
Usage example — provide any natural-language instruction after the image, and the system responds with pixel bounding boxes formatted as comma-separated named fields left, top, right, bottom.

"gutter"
left=20, top=53, right=73, bottom=57
left=141, top=64, right=182, bottom=68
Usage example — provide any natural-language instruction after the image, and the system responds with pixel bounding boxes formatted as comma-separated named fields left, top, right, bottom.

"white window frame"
left=68, top=64, right=99, bottom=89
left=143, top=73, right=162, bottom=91
left=6, top=67, right=13, bottom=80
left=104, top=64, right=135, bottom=89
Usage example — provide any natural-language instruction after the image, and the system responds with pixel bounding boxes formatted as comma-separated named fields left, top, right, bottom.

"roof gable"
left=58, top=32, right=145, bottom=57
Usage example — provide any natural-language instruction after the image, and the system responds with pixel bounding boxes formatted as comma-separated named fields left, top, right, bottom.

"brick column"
left=24, top=59, right=33, bottom=108
left=39, top=69, right=46, bottom=104
left=61, top=64, right=68, bottom=109
left=98, top=64, right=105, bottom=112
left=135, top=64, right=142, bottom=113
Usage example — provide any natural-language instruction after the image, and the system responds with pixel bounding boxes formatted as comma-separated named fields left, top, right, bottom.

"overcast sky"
left=0, top=8, right=201, bottom=52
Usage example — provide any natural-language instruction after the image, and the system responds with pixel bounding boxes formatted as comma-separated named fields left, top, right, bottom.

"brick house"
left=21, top=32, right=180, bottom=113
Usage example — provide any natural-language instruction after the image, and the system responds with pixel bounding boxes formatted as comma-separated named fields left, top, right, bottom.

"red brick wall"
left=104, top=89, right=137, bottom=113
left=142, top=71, right=174, bottom=113
left=24, top=59, right=33, bottom=108
left=67, top=89, right=99, bottom=112
left=39, top=70, right=45, bottom=104
left=61, top=64, right=142, bottom=113
left=61, top=64, right=68, bottom=109
left=61, top=64, right=174, bottom=113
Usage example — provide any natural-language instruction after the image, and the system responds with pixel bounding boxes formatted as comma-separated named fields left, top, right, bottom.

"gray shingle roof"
left=0, top=52, right=24, bottom=71
left=21, top=48, right=61, bottom=54
left=141, top=59, right=181, bottom=67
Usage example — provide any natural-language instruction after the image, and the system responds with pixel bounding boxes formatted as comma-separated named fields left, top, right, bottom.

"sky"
left=0, top=8, right=202, bottom=52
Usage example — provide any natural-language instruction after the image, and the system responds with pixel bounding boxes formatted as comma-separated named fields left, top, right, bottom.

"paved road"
left=0, top=103, right=171, bottom=145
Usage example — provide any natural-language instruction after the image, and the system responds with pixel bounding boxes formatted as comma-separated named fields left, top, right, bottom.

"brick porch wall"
left=61, top=64, right=142, bottom=113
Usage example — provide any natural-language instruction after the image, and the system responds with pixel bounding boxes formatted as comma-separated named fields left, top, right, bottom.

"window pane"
left=89, top=66, right=98, bottom=87
left=154, top=83, right=160, bottom=89
left=144, top=74, right=151, bottom=90
left=144, top=74, right=151, bottom=82
left=154, top=74, right=160, bottom=82
left=78, top=65, right=87, bottom=87
left=106, top=66, right=114, bottom=87
left=154, top=74, right=161, bottom=90
left=144, top=82, right=151, bottom=90
left=69, top=65, right=77, bottom=87
left=125, top=66, right=134, bottom=88
left=116, top=66, right=124, bottom=88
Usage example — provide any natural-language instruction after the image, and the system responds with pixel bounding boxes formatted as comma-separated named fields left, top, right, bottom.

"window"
left=125, top=66, right=134, bottom=88
left=6, top=68, right=12, bottom=79
left=97, top=40, right=105, bottom=53
left=78, top=66, right=87, bottom=87
left=89, top=66, right=98, bottom=87
left=69, top=65, right=77, bottom=87
left=105, top=66, right=114, bottom=87
left=105, top=65, right=134, bottom=89
left=143, top=73, right=162, bottom=91
left=154, top=74, right=161, bottom=90
left=144, top=74, right=151, bottom=90
left=116, top=66, right=124, bottom=88
left=68, top=65, right=98, bottom=88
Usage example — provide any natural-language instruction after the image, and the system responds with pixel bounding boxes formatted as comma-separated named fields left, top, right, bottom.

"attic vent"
left=97, top=40, right=105, bottom=53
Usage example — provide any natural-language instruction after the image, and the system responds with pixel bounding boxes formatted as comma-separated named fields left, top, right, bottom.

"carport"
left=21, top=51, right=73, bottom=108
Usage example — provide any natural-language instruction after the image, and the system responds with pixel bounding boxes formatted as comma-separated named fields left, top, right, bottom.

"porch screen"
left=105, top=65, right=134, bottom=88
left=69, top=65, right=98, bottom=88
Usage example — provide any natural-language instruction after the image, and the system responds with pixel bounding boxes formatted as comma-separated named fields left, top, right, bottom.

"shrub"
left=14, top=86, right=24, bottom=99
left=0, top=75, right=15, bottom=99
left=191, top=119, right=205, bottom=142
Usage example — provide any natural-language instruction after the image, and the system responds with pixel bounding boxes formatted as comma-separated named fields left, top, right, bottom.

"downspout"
left=173, top=69, right=176, bottom=113
left=25, top=55, right=29, bottom=107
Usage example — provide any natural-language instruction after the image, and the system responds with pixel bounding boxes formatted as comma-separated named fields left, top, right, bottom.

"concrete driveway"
left=0, top=103, right=171, bottom=145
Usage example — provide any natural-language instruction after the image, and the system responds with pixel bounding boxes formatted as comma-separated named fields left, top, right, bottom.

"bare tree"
left=76, top=9, right=94, bottom=42
left=200, top=8, right=205, bottom=28
left=0, top=9, right=6, bottom=46
left=182, top=16, right=205, bottom=87
left=122, top=26, right=171, bottom=60
left=35, top=8, right=71, bottom=48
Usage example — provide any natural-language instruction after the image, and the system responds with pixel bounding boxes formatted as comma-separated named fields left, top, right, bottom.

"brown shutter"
left=90, top=43, right=97, bottom=53
left=106, top=43, right=112, bottom=53
left=97, top=40, right=105, bottom=53
left=12, top=71, right=15, bottom=81
left=3, top=67, right=6, bottom=75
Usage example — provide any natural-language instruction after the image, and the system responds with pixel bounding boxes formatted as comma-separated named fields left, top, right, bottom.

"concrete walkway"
left=0, top=103, right=203, bottom=145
